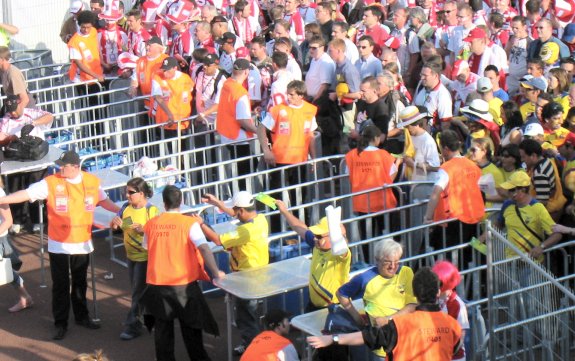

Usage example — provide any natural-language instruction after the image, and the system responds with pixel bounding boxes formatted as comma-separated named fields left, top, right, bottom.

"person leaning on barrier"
left=68, top=10, right=104, bottom=84
left=480, top=171, right=562, bottom=262
left=275, top=199, right=351, bottom=312
left=240, top=309, right=300, bottom=361
left=129, top=36, right=169, bottom=108
left=200, top=191, right=269, bottom=355
left=0, top=46, right=36, bottom=114
left=336, top=238, right=416, bottom=360
left=308, top=267, right=463, bottom=361
left=0, top=94, right=54, bottom=234
left=0, top=150, right=121, bottom=341
left=424, top=129, right=485, bottom=251
left=150, top=56, right=193, bottom=143
left=142, top=185, right=225, bottom=361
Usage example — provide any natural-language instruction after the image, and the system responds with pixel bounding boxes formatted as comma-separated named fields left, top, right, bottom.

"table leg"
left=226, top=293, right=233, bottom=361
left=90, top=252, right=99, bottom=321
left=39, top=202, right=47, bottom=288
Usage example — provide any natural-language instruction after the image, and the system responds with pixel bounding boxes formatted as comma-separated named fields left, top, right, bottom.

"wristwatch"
left=332, top=335, right=340, bottom=344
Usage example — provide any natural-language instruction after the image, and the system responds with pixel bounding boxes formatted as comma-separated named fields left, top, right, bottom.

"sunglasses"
left=127, top=190, right=139, bottom=195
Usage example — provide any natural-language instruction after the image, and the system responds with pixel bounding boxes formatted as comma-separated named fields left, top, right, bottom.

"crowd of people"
left=3, top=0, right=575, bottom=359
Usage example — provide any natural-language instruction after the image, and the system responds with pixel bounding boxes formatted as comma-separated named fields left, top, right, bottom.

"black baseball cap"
left=210, top=15, right=227, bottom=25
left=55, top=150, right=81, bottom=166
left=161, top=57, right=179, bottom=70
left=202, top=53, right=219, bottom=65
left=233, top=58, right=250, bottom=71
left=264, top=309, right=291, bottom=328
left=4, top=94, right=20, bottom=113
left=147, top=36, right=163, bottom=46
left=216, top=32, right=236, bottom=45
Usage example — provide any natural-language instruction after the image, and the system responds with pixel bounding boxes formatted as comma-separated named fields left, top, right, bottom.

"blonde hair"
left=73, top=350, right=109, bottom=361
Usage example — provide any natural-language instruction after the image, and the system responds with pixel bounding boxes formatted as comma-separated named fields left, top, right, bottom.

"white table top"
left=1, top=146, right=63, bottom=175
left=213, top=256, right=311, bottom=300
left=290, top=299, right=365, bottom=336
left=91, top=168, right=131, bottom=190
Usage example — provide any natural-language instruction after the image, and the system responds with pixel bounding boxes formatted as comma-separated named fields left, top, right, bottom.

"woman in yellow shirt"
left=111, top=177, right=159, bottom=341
left=468, top=137, right=505, bottom=205
left=547, top=68, right=571, bottom=115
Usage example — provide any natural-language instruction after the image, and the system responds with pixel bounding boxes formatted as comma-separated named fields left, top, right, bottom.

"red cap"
left=451, top=59, right=469, bottom=79
left=384, top=36, right=401, bottom=50
left=236, top=46, right=250, bottom=60
left=166, top=0, right=194, bottom=24
left=464, top=27, right=487, bottom=42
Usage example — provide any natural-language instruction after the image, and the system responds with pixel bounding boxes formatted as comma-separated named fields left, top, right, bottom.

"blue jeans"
left=125, top=259, right=147, bottom=331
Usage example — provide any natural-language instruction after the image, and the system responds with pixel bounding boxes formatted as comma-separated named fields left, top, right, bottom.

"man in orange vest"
left=423, top=129, right=485, bottom=252
left=240, top=309, right=299, bottom=361
left=257, top=79, right=317, bottom=231
left=143, top=185, right=224, bottom=361
left=216, top=58, right=258, bottom=188
left=0, top=150, right=120, bottom=340
left=150, top=56, right=193, bottom=153
left=68, top=10, right=104, bottom=84
left=307, top=267, right=462, bottom=361
left=129, top=36, right=168, bottom=109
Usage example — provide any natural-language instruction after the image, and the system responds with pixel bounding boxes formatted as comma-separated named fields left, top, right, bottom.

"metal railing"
left=484, top=223, right=575, bottom=360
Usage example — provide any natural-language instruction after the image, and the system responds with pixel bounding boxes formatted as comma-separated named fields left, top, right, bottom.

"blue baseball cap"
left=563, top=24, right=575, bottom=43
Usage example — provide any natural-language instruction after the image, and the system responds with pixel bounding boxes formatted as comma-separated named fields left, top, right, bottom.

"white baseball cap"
left=70, top=0, right=84, bottom=14
left=476, top=77, right=492, bottom=93
left=232, top=191, right=254, bottom=208
left=524, top=123, right=544, bottom=137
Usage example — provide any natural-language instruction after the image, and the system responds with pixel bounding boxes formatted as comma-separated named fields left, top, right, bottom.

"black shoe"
left=75, top=318, right=101, bottom=330
left=53, top=326, right=67, bottom=340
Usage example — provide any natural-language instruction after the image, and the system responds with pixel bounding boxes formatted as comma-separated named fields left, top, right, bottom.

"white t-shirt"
left=305, top=53, right=335, bottom=97
left=195, top=70, right=226, bottom=125
left=26, top=173, right=108, bottom=254
left=411, top=131, right=441, bottom=181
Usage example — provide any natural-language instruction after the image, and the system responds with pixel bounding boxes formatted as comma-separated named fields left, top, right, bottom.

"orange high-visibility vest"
left=68, top=27, right=104, bottom=82
left=268, top=102, right=317, bottom=164
left=392, top=310, right=462, bottom=361
left=45, top=172, right=101, bottom=244
left=216, top=78, right=254, bottom=140
left=151, top=71, right=193, bottom=130
left=434, top=157, right=485, bottom=224
left=240, top=331, right=293, bottom=361
left=345, top=148, right=397, bottom=213
left=144, top=213, right=210, bottom=286
left=136, top=53, right=168, bottom=108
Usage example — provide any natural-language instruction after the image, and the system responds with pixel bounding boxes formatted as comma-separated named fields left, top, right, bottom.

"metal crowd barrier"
left=484, top=223, right=575, bottom=360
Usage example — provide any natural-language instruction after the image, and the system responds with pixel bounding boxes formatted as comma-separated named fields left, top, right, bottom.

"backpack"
left=118, top=201, right=156, bottom=223
left=3, top=124, right=49, bottom=161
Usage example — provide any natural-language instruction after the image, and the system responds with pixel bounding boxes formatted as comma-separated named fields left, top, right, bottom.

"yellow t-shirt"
left=544, top=127, right=570, bottom=147
left=488, top=97, right=504, bottom=126
left=500, top=199, right=555, bottom=262
left=220, top=213, right=269, bottom=271
left=309, top=246, right=351, bottom=308
left=121, top=203, right=160, bottom=262
left=520, top=102, right=535, bottom=122
left=338, top=265, right=417, bottom=357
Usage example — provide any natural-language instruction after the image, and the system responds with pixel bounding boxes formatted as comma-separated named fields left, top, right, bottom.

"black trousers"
left=7, top=169, right=47, bottom=225
left=226, top=144, right=253, bottom=191
left=155, top=319, right=211, bottom=361
left=269, top=163, right=308, bottom=233
left=49, top=252, right=90, bottom=328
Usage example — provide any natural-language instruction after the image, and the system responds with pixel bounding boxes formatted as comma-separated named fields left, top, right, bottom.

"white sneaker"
left=10, top=224, right=21, bottom=234
left=32, top=224, right=41, bottom=233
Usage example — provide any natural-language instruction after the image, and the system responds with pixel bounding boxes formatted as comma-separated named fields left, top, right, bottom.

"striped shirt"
left=532, top=158, right=555, bottom=203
